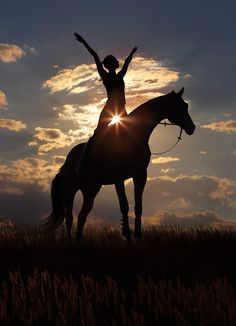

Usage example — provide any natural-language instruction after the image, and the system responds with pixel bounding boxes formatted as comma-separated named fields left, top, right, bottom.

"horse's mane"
left=128, top=93, right=167, bottom=118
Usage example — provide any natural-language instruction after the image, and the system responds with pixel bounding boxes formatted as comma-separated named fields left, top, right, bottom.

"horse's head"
left=166, top=88, right=195, bottom=135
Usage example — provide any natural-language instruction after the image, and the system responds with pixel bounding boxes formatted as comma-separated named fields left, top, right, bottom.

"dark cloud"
left=34, top=128, right=62, bottom=140
left=53, top=156, right=65, bottom=165
left=74, top=175, right=236, bottom=227
left=0, top=184, right=50, bottom=225
left=0, top=129, right=34, bottom=162
left=153, top=211, right=231, bottom=227
left=0, top=171, right=235, bottom=227
left=141, top=175, right=236, bottom=219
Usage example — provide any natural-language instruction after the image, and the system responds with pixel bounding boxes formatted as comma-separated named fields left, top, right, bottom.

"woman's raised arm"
left=74, top=32, right=106, bottom=78
left=119, top=46, right=138, bottom=78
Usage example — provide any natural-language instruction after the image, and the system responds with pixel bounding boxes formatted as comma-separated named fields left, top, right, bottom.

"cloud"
left=34, top=127, right=64, bottom=141
left=0, top=91, right=7, bottom=108
left=0, top=185, right=49, bottom=225
left=0, top=43, right=25, bottom=62
left=0, top=157, right=60, bottom=194
left=31, top=103, right=101, bottom=154
left=42, top=63, right=99, bottom=94
left=0, top=156, right=66, bottom=224
left=58, top=103, right=99, bottom=131
left=52, top=156, right=65, bottom=165
left=0, top=119, right=26, bottom=131
left=33, top=127, right=75, bottom=153
left=152, top=156, right=180, bottom=164
left=201, top=120, right=236, bottom=133
left=23, top=45, right=37, bottom=54
left=210, top=177, right=236, bottom=202
left=124, top=56, right=179, bottom=109
left=1, top=165, right=235, bottom=225
left=42, top=56, right=179, bottom=110
left=141, top=175, right=236, bottom=219
left=78, top=174, right=236, bottom=227
left=142, top=211, right=233, bottom=227
left=159, top=168, right=175, bottom=174
left=32, top=126, right=85, bottom=153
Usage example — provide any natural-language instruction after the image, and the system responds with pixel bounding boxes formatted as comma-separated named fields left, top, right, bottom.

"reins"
left=151, top=122, right=183, bottom=155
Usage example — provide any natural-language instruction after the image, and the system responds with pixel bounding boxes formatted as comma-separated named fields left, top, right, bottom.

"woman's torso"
left=103, top=73, right=126, bottom=110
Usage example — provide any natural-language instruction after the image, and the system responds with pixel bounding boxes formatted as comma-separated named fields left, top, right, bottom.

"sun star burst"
left=108, top=115, right=121, bottom=126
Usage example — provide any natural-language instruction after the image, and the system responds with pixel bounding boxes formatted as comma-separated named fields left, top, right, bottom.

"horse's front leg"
left=76, top=184, right=101, bottom=240
left=133, top=171, right=147, bottom=239
left=115, top=181, right=131, bottom=239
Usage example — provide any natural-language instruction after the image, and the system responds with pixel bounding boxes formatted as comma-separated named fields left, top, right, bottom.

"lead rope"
left=151, top=122, right=183, bottom=155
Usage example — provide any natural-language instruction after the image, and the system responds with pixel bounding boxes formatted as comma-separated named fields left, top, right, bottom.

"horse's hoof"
left=122, top=228, right=132, bottom=240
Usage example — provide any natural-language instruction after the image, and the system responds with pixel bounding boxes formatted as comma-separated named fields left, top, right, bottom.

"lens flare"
left=108, top=115, right=121, bottom=126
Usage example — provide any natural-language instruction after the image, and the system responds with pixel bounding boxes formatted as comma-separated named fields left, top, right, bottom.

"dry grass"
left=0, top=223, right=236, bottom=324
left=0, top=271, right=236, bottom=325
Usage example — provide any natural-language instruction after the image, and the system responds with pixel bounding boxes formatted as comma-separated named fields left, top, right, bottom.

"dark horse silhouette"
left=44, top=88, right=195, bottom=239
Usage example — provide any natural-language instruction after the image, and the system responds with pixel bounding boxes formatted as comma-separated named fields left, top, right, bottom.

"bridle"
left=151, top=121, right=183, bottom=155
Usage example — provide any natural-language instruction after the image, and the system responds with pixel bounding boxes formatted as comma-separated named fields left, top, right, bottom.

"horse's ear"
left=178, top=87, right=184, bottom=96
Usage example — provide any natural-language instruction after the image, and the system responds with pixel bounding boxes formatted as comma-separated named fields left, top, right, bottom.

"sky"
left=0, top=0, right=235, bottom=227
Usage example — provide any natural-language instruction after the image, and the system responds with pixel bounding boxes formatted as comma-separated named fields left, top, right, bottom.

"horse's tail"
left=42, top=170, right=65, bottom=231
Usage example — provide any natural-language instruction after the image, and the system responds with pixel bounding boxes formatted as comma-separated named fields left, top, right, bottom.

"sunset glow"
left=108, top=115, right=121, bottom=126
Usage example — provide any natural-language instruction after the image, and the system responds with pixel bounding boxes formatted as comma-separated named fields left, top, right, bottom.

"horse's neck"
left=128, top=98, right=166, bottom=143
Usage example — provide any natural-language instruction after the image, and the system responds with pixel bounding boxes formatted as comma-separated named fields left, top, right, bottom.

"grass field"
left=0, top=222, right=236, bottom=325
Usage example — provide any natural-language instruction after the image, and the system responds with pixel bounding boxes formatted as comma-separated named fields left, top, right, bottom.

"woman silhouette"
left=74, top=32, right=137, bottom=130
left=74, top=33, right=137, bottom=174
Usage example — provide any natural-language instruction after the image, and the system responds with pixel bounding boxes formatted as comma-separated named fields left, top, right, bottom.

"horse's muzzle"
left=185, top=124, right=196, bottom=135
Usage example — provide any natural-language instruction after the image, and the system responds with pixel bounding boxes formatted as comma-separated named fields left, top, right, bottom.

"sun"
left=108, top=115, right=121, bottom=126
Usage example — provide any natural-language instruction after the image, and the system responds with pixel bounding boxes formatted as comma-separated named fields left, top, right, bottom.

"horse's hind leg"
left=76, top=184, right=101, bottom=240
left=115, top=181, right=131, bottom=239
left=133, top=171, right=147, bottom=239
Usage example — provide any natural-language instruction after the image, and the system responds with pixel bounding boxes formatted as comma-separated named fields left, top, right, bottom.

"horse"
left=43, top=88, right=195, bottom=240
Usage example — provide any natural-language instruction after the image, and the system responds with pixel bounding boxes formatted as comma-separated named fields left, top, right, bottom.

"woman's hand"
left=74, top=32, right=86, bottom=43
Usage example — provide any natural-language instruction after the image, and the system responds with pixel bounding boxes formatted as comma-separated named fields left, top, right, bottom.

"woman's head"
left=102, top=55, right=119, bottom=70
